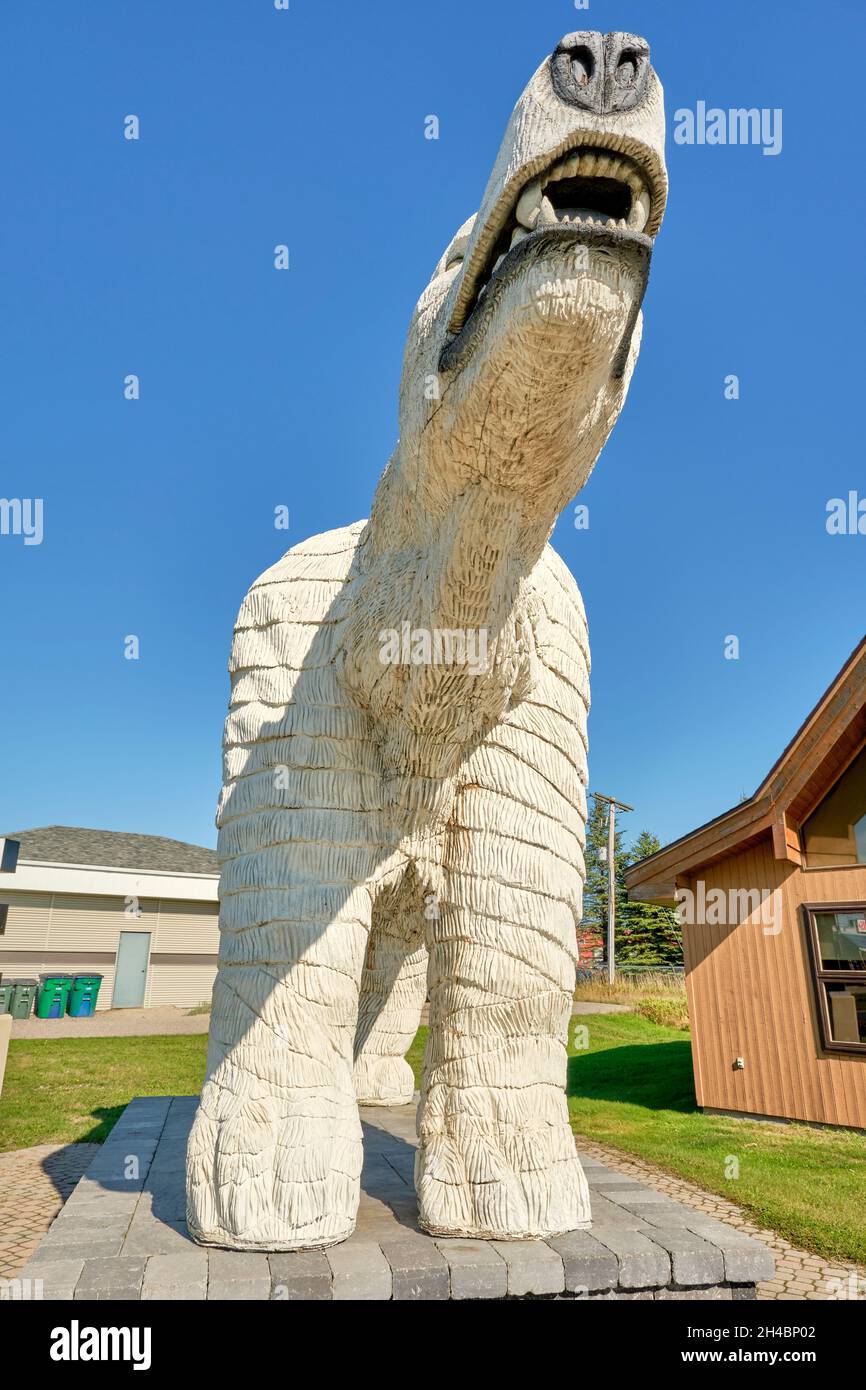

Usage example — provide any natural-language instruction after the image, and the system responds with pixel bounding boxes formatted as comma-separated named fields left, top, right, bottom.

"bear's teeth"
left=629, top=187, right=650, bottom=232
left=515, top=180, right=543, bottom=229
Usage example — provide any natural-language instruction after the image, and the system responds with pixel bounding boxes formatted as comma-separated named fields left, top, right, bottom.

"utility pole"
left=591, top=794, right=633, bottom=985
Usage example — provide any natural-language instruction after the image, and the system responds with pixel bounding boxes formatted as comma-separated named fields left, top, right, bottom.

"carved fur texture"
left=187, top=30, right=668, bottom=1249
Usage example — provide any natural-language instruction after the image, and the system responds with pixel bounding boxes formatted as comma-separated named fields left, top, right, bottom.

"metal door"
left=113, top=931, right=151, bottom=1007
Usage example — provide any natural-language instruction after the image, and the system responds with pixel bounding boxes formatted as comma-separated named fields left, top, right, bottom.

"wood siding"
left=683, top=836, right=866, bottom=1127
left=0, top=891, right=218, bottom=1010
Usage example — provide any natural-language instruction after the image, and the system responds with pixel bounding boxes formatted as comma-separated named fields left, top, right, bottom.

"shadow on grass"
left=568, top=1041, right=699, bottom=1114
left=77, top=1106, right=128, bottom=1144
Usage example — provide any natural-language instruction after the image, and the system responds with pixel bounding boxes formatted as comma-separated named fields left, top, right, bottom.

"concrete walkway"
left=11, top=1006, right=210, bottom=1040
left=571, top=1001, right=632, bottom=1015
left=12, top=1003, right=624, bottom=1039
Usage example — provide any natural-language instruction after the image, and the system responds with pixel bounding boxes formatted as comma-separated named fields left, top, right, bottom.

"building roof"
left=4, top=826, right=219, bottom=875
left=626, top=632, right=866, bottom=900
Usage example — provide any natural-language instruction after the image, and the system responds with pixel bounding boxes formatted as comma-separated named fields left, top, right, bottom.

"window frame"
left=802, top=902, right=866, bottom=1055
left=799, top=739, right=866, bottom=869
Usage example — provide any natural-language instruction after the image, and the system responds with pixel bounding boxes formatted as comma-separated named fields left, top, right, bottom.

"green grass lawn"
left=567, top=1012, right=866, bottom=1267
left=0, top=1036, right=208, bottom=1151
left=4, top=1017, right=863, bottom=1266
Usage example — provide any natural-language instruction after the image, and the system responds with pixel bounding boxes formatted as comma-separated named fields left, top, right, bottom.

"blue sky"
left=1, top=0, right=864, bottom=854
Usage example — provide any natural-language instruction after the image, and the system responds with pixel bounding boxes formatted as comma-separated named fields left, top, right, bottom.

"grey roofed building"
left=5, top=825, right=219, bottom=875
left=0, top=825, right=220, bottom=1012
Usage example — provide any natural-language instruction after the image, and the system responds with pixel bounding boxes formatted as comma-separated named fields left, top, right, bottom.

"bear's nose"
left=551, top=31, right=651, bottom=115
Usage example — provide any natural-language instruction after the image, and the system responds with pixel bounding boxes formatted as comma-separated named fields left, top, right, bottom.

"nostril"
left=569, top=46, right=594, bottom=87
left=604, top=34, right=651, bottom=111
left=616, top=53, right=638, bottom=85
left=550, top=32, right=605, bottom=111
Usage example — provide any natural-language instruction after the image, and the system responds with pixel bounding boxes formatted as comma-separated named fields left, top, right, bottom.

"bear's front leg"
left=186, top=884, right=371, bottom=1251
left=415, top=785, right=590, bottom=1240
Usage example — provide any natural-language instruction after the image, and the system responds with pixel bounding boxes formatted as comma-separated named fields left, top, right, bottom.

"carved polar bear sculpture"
left=187, top=31, right=668, bottom=1250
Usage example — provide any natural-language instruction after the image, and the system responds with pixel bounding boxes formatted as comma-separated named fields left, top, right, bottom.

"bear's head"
left=391, top=31, right=668, bottom=529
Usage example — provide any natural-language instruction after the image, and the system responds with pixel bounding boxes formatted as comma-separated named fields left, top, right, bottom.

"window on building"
left=801, top=745, right=866, bottom=868
left=805, top=905, right=866, bottom=1051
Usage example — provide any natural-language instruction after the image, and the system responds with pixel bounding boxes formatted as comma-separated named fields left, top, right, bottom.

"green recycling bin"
left=36, top=974, right=72, bottom=1019
left=10, top=979, right=38, bottom=1020
left=66, top=974, right=104, bottom=1018
left=0, top=980, right=14, bottom=1013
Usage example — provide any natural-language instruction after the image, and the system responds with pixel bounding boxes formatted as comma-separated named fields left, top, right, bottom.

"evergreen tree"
left=619, top=829, right=683, bottom=965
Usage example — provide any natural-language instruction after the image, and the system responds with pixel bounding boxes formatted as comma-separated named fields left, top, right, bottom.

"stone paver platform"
left=11, top=1096, right=775, bottom=1300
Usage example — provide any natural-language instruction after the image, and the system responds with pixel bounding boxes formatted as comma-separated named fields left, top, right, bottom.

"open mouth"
left=469, top=147, right=652, bottom=310
left=439, top=146, right=655, bottom=378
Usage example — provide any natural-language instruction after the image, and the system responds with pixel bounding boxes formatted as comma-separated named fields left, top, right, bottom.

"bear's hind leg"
left=353, top=878, right=428, bottom=1107
left=415, top=785, right=590, bottom=1240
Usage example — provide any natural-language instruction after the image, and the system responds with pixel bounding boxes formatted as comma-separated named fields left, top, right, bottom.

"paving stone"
left=87, top=1141, right=159, bottom=1174
left=148, top=1153, right=188, bottom=1174
left=52, top=1193, right=140, bottom=1225
left=683, top=1220, right=776, bottom=1283
left=137, top=1188, right=187, bottom=1225
left=66, top=1176, right=138, bottom=1204
left=268, top=1251, right=333, bottom=1300
left=75, top=1256, right=146, bottom=1300
left=122, top=1219, right=198, bottom=1257
left=621, top=1201, right=695, bottom=1226
left=591, top=1226, right=671, bottom=1289
left=207, top=1249, right=271, bottom=1300
left=41, top=1215, right=132, bottom=1247
left=646, top=1229, right=725, bottom=1287
left=207, top=1249, right=271, bottom=1279
left=606, top=1186, right=672, bottom=1205
left=383, top=1199, right=421, bottom=1229
left=380, top=1237, right=450, bottom=1300
left=34, top=1234, right=127, bottom=1262
left=587, top=1192, right=649, bottom=1227
left=491, top=1240, right=565, bottom=1296
left=546, top=1230, right=618, bottom=1293
left=590, top=1177, right=644, bottom=1192
left=327, top=1242, right=392, bottom=1300
left=141, top=1250, right=208, bottom=1301
left=7, top=1259, right=83, bottom=1301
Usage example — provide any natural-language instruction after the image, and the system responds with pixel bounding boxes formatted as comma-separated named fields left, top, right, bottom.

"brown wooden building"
left=626, top=637, right=866, bottom=1129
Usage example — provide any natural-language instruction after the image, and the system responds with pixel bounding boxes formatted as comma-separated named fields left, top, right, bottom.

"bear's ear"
left=432, top=213, right=477, bottom=281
